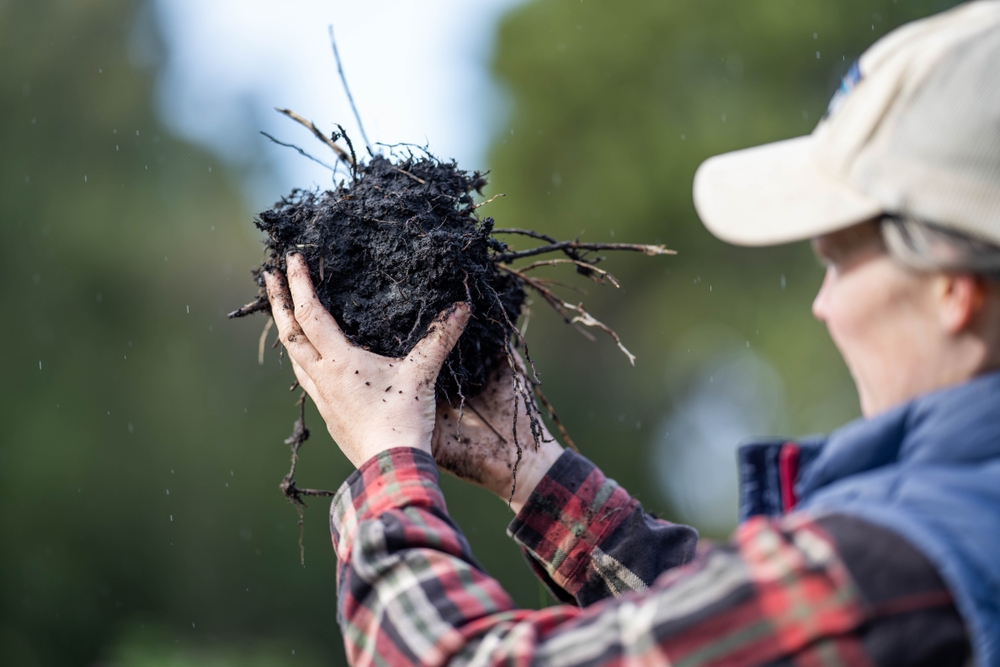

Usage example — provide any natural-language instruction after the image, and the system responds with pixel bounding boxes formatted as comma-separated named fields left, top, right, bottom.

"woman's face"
left=811, top=223, right=943, bottom=417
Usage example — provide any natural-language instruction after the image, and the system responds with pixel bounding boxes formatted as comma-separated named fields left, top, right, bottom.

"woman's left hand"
left=263, top=253, right=470, bottom=468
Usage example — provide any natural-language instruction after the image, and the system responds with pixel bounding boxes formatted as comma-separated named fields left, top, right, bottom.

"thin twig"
left=498, top=241, right=675, bottom=263
left=275, top=107, right=353, bottom=165
left=492, top=228, right=559, bottom=244
left=517, top=258, right=621, bottom=288
left=228, top=297, right=269, bottom=319
left=260, top=132, right=336, bottom=172
left=394, top=167, right=426, bottom=184
left=472, top=193, right=505, bottom=210
left=570, top=302, right=636, bottom=366
left=328, top=25, right=373, bottom=155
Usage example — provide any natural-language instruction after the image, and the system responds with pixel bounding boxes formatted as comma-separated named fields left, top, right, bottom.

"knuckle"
left=295, top=299, right=314, bottom=320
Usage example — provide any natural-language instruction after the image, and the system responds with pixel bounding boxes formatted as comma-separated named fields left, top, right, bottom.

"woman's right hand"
left=431, top=352, right=565, bottom=513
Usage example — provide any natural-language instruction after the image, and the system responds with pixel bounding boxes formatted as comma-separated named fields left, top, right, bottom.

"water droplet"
left=166, top=489, right=170, bottom=495
left=38, top=360, right=42, bottom=370
left=186, top=305, right=189, bottom=314
left=780, top=274, right=786, bottom=290
left=816, top=51, right=821, bottom=59
left=169, top=514, right=173, bottom=521
left=84, top=175, right=87, bottom=182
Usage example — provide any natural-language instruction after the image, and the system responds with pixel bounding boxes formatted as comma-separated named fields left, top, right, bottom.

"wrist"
left=345, top=427, right=433, bottom=468
left=507, top=439, right=564, bottom=513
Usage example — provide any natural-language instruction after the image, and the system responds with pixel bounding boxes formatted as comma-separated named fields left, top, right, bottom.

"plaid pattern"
left=507, top=449, right=697, bottom=605
left=330, top=448, right=879, bottom=667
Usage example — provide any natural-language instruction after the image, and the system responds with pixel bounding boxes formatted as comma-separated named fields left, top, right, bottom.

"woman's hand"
left=432, top=354, right=565, bottom=512
left=263, top=253, right=470, bottom=468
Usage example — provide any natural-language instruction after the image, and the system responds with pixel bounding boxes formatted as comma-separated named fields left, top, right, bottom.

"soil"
left=237, top=155, right=524, bottom=402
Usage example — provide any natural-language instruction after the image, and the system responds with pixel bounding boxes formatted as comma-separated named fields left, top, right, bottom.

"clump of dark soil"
left=235, top=154, right=523, bottom=401
left=229, top=110, right=672, bottom=561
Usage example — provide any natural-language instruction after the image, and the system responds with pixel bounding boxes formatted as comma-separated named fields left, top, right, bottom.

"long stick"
left=329, top=25, right=373, bottom=156
left=498, top=241, right=675, bottom=262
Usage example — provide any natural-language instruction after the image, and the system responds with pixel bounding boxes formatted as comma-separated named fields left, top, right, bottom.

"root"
left=497, top=240, right=674, bottom=263
left=260, top=131, right=336, bottom=173
left=228, top=297, right=269, bottom=319
left=279, top=390, right=336, bottom=565
left=328, top=25, right=372, bottom=155
left=499, top=264, right=637, bottom=363
left=518, top=258, right=620, bottom=288
left=533, top=384, right=577, bottom=452
left=275, top=107, right=354, bottom=167
left=465, top=402, right=508, bottom=445
left=258, top=317, right=274, bottom=366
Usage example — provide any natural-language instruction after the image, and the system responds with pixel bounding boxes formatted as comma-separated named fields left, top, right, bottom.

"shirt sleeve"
left=329, top=448, right=879, bottom=667
left=505, top=448, right=699, bottom=606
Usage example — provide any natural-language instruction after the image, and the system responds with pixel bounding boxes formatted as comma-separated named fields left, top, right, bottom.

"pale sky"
left=153, top=0, right=525, bottom=207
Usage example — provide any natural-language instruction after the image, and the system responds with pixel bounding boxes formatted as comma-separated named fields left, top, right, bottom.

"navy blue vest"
left=739, top=371, right=1000, bottom=667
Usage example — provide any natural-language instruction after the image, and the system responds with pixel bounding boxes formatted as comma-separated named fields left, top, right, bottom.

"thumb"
left=408, top=302, right=471, bottom=378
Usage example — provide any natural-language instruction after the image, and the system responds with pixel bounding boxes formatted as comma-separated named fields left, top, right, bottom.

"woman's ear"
left=938, top=273, right=987, bottom=334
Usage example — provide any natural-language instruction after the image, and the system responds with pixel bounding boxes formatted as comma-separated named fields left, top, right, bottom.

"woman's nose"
left=812, top=267, right=834, bottom=323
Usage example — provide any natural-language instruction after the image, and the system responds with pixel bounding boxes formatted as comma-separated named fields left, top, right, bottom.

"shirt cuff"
left=506, top=449, right=639, bottom=596
left=329, top=447, right=444, bottom=564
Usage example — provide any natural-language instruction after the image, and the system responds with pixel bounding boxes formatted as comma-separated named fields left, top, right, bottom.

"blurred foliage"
left=0, top=0, right=959, bottom=664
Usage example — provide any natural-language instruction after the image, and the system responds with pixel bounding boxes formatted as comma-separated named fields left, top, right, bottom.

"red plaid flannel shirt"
left=329, top=447, right=959, bottom=667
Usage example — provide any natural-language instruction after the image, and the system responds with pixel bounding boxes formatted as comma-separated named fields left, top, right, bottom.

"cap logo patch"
left=825, top=60, right=862, bottom=119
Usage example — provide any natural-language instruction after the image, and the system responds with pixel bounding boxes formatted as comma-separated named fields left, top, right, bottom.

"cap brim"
left=693, top=135, right=884, bottom=247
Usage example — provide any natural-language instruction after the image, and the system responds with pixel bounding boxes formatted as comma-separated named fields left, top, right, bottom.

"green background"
left=0, top=0, right=959, bottom=663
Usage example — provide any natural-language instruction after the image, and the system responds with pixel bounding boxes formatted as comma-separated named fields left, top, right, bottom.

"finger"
left=264, top=269, right=321, bottom=366
left=284, top=253, right=351, bottom=352
left=407, top=302, right=470, bottom=379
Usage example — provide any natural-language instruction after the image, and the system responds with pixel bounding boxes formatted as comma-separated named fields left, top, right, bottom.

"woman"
left=263, top=4, right=1000, bottom=666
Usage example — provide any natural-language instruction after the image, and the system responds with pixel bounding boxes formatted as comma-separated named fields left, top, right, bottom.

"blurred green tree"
left=0, top=0, right=350, bottom=664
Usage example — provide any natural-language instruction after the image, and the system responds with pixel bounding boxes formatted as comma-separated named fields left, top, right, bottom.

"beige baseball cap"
left=693, top=1, right=1000, bottom=247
